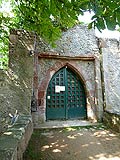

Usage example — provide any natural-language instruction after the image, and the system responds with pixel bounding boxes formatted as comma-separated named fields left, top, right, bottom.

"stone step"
left=34, top=120, right=100, bottom=129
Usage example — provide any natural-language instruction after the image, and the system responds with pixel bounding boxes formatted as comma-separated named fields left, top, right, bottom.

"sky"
left=78, top=12, right=120, bottom=40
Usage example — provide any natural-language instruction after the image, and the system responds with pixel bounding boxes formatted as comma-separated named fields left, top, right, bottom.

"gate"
left=46, top=67, right=87, bottom=120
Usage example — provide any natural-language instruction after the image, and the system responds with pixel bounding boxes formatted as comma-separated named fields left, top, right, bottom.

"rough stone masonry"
left=32, top=25, right=103, bottom=125
left=0, top=25, right=120, bottom=133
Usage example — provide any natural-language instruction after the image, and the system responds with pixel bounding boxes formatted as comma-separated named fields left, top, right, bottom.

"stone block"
left=0, top=115, right=33, bottom=160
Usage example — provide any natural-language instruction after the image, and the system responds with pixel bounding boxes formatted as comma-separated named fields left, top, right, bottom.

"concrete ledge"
left=103, top=111, right=120, bottom=132
left=0, top=115, right=33, bottom=160
left=34, top=120, right=99, bottom=129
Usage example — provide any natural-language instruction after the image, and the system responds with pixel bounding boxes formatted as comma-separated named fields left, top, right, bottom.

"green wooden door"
left=46, top=67, right=87, bottom=120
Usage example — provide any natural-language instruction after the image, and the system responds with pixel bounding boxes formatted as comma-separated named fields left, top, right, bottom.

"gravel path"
left=23, top=126, right=120, bottom=160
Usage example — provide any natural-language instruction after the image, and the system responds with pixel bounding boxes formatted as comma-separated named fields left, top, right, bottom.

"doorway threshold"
left=34, top=120, right=99, bottom=129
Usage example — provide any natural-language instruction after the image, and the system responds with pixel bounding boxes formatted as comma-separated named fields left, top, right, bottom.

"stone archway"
left=36, top=59, right=97, bottom=123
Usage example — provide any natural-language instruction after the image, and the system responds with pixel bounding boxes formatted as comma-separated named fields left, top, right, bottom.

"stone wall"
left=33, top=25, right=103, bottom=125
left=0, top=30, right=34, bottom=134
left=0, top=70, right=11, bottom=133
left=103, top=111, right=120, bottom=132
left=0, top=30, right=35, bottom=159
left=9, top=29, right=35, bottom=114
left=36, top=25, right=99, bottom=55
left=101, top=38, right=120, bottom=132
left=102, top=39, right=120, bottom=114
left=0, top=115, right=33, bottom=160
left=1, top=25, right=120, bottom=135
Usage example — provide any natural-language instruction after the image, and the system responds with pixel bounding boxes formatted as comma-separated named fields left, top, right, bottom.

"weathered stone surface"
left=33, top=25, right=103, bottom=124
left=38, top=59, right=95, bottom=92
left=1, top=25, right=120, bottom=159
left=0, top=115, right=33, bottom=160
left=36, top=25, right=99, bottom=56
left=103, top=111, right=120, bottom=132
left=102, top=38, right=120, bottom=114
left=54, top=25, right=99, bottom=56
left=35, top=58, right=98, bottom=123
left=0, top=30, right=34, bottom=159
left=0, top=70, right=11, bottom=134
left=0, top=30, right=34, bottom=134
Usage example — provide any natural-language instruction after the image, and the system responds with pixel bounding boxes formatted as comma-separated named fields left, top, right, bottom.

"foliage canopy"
left=0, top=0, right=120, bottom=67
left=15, top=0, right=120, bottom=43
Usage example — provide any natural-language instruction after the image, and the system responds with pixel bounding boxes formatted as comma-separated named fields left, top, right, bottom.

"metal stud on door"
left=46, top=67, right=87, bottom=120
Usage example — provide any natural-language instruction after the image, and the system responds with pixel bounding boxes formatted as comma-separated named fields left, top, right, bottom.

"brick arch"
left=38, top=61, right=87, bottom=100
left=38, top=61, right=96, bottom=121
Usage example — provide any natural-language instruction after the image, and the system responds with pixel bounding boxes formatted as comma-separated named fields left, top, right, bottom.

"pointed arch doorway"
left=46, top=67, right=87, bottom=120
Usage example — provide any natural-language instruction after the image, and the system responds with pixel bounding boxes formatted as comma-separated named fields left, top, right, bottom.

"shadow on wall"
left=0, top=30, right=35, bottom=134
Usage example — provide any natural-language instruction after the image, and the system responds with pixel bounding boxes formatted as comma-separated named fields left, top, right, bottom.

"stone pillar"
left=9, top=29, right=35, bottom=114
left=94, top=55, right=104, bottom=121
left=101, top=39, right=120, bottom=114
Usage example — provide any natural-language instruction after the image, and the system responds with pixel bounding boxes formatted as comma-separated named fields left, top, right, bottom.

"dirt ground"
left=23, top=126, right=120, bottom=160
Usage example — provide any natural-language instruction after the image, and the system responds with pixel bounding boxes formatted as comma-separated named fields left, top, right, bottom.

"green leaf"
left=105, top=16, right=116, bottom=30
left=97, top=17, right=106, bottom=30
left=116, top=11, right=120, bottom=24
left=88, top=22, right=93, bottom=29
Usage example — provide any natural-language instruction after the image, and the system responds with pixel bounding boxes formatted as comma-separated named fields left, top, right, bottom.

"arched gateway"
left=46, top=67, right=87, bottom=120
